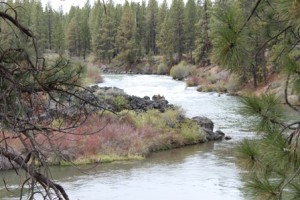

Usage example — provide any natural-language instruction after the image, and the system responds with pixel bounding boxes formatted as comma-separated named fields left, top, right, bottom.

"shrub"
left=197, top=85, right=214, bottom=92
left=186, top=75, right=200, bottom=87
left=139, top=63, right=154, bottom=74
left=227, top=75, right=242, bottom=93
left=207, top=73, right=217, bottom=84
left=179, top=119, right=204, bottom=144
left=187, top=65, right=197, bottom=76
left=42, top=108, right=206, bottom=165
left=112, top=96, right=128, bottom=112
left=84, top=64, right=102, bottom=84
left=218, top=85, right=228, bottom=93
left=170, top=62, right=198, bottom=80
left=157, top=62, right=169, bottom=75
left=170, top=61, right=189, bottom=80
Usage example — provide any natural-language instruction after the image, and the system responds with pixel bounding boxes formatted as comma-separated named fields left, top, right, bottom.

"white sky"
left=40, top=0, right=168, bottom=12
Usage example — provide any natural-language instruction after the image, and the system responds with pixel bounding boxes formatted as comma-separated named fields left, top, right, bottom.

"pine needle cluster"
left=238, top=93, right=300, bottom=200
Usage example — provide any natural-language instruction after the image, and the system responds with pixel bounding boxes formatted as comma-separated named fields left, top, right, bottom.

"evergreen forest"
left=1, top=0, right=299, bottom=90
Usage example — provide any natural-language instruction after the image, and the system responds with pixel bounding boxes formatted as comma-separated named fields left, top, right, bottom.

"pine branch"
left=239, top=0, right=263, bottom=34
left=284, top=73, right=299, bottom=112
left=0, top=147, right=69, bottom=200
left=0, top=11, right=33, bottom=37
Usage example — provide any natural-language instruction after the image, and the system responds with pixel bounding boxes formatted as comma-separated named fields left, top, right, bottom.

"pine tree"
left=135, top=1, right=147, bottom=59
left=157, top=0, right=168, bottom=31
left=157, top=16, right=174, bottom=63
left=210, top=0, right=250, bottom=83
left=169, top=0, right=185, bottom=62
left=79, top=1, right=91, bottom=60
left=90, top=0, right=104, bottom=60
left=53, top=9, right=65, bottom=55
left=156, top=0, right=169, bottom=59
left=210, top=0, right=280, bottom=88
left=116, top=1, right=137, bottom=64
left=145, top=0, right=158, bottom=54
left=44, top=3, right=54, bottom=50
left=97, top=1, right=116, bottom=63
left=183, top=0, right=197, bottom=62
left=30, top=0, right=47, bottom=53
left=194, top=0, right=212, bottom=66
left=65, top=17, right=80, bottom=56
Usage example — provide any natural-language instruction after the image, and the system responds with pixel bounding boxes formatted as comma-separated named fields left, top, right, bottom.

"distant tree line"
left=1, top=0, right=300, bottom=89
left=0, top=0, right=214, bottom=65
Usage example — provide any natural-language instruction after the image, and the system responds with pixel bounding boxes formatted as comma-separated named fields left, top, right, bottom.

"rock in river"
left=192, top=116, right=230, bottom=141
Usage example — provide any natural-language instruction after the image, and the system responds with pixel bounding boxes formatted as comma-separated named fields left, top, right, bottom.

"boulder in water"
left=192, top=116, right=230, bottom=141
left=192, top=116, right=214, bottom=131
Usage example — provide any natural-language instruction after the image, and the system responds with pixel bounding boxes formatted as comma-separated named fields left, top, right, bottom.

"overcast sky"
left=40, top=0, right=168, bottom=12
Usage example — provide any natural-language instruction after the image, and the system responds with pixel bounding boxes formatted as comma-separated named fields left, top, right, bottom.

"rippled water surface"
left=0, top=74, right=254, bottom=200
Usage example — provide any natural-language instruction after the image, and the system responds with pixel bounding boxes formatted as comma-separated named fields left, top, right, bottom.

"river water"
left=0, top=74, right=254, bottom=200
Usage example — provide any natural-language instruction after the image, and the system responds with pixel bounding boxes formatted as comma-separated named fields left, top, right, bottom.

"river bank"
left=97, top=57, right=300, bottom=105
left=0, top=83, right=231, bottom=170
left=51, top=85, right=232, bottom=166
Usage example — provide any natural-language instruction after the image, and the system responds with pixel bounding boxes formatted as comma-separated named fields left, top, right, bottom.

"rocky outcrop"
left=90, top=86, right=230, bottom=141
left=192, top=116, right=231, bottom=141
left=88, top=85, right=173, bottom=113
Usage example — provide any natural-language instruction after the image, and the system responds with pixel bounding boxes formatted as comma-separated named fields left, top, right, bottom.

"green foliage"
left=179, top=119, right=204, bottom=143
left=226, top=74, right=242, bottom=92
left=236, top=140, right=260, bottom=169
left=240, top=94, right=284, bottom=133
left=116, top=1, right=138, bottom=64
left=237, top=131, right=298, bottom=200
left=184, top=0, right=197, bottom=59
left=145, top=0, right=158, bottom=54
left=52, top=118, right=65, bottom=129
left=170, top=61, right=189, bottom=80
left=210, top=1, right=248, bottom=70
left=157, top=0, right=168, bottom=30
left=282, top=54, right=300, bottom=94
left=168, top=0, right=185, bottom=61
left=238, top=92, right=300, bottom=200
left=65, top=17, right=79, bottom=56
left=122, top=108, right=206, bottom=144
left=59, top=154, right=144, bottom=166
left=113, top=96, right=128, bottom=112
left=207, top=73, right=217, bottom=84
left=170, top=61, right=197, bottom=80
left=157, top=17, right=174, bottom=60
left=195, top=0, right=212, bottom=66
left=277, top=0, right=300, bottom=30
left=132, top=109, right=177, bottom=129
left=246, top=175, right=280, bottom=200
left=53, top=12, right=65, bottom=55
left=41, top=57, right=86, bottom=85
left=156, top=61, right=169, bottom=75
left=282, top=55, right=300, bottom=75
left=83, top=64, right=102, bottom=84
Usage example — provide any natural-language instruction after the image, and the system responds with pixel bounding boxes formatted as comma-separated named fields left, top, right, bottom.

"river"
left=0, top=74, right=254, bottom=200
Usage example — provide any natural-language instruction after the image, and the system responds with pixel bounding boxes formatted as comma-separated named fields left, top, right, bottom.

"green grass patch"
left=59, top=154, right=144, bottom=166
